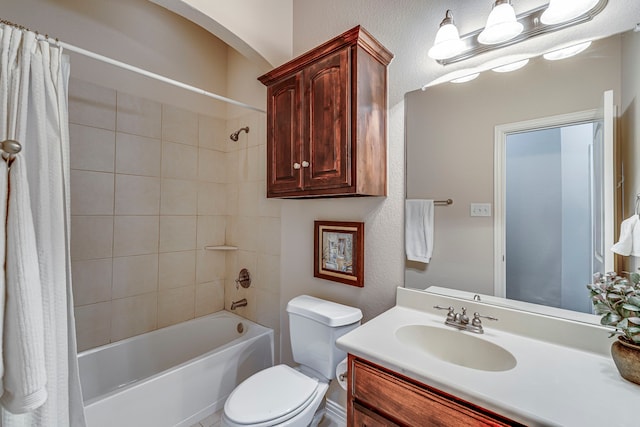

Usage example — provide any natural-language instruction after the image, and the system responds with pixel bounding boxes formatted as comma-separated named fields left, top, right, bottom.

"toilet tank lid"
left=286, top=295, right=362, bottom=326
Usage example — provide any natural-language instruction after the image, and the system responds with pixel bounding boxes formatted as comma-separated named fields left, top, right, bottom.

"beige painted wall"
left=150, top=0, right=293, bottom=69
left=4, top=0, right=231, bottom=117
left=405, top=35, right=623, bottom=295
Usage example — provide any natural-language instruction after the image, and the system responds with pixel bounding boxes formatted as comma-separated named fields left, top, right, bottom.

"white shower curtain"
left=0, top=24, right=86, bottom=426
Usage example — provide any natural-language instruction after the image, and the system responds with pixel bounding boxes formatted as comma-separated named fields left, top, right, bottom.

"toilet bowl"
left=222, top=365, right=328, bottom=427
left=222, top=295, right=362, bottom=427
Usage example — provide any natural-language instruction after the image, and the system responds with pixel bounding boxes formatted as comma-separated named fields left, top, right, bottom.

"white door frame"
left=493, top=107, right=612, bottom=298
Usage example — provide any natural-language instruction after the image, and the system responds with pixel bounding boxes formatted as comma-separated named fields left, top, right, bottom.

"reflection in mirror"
left=405, top=29, right=640, bottom=321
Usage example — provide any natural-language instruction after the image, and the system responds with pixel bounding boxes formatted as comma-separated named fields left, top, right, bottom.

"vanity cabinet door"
left=353, top=403, right=400, bottom=427
left=348, top=356, right=525, bottom=427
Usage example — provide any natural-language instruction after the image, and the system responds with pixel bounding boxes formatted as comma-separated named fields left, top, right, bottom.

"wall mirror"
left=404, top=28, right=640, bottom=322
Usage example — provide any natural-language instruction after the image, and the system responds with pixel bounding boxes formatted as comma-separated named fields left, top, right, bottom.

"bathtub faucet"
left=231, top=298, right=248, bottom=310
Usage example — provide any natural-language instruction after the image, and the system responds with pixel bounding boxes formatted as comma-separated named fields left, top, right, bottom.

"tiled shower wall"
left=69, top=78, right=281, bottom=353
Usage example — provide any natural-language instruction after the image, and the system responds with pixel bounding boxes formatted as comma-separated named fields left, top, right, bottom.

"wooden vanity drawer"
left=349, top=356, right=523, bottom=427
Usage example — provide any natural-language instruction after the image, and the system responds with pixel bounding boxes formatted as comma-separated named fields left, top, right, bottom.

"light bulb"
left=428, top=10, right=465, bottom=60
left=541, top=0, right=599, bottom=25
left=478, top=1, right=523, bottom=45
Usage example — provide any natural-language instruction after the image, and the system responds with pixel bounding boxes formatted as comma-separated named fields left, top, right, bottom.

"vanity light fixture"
left=491, top=58, right=529, bottom=73
left=450, top=73, right=480, bottom=83
left=478, top=0, right=523, bottom=45
left=427, top=10, right=465, bottom=60
left=429, top=0, right=608, bottom=66
left=540, top=0, right=600, bottom=25
left=542, top=41, right=592, bottom=61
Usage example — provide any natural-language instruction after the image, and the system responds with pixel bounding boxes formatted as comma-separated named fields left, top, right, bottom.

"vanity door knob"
left=293, top=162, right=301, bottom=170
left=301, top=161, right=310, bottom=168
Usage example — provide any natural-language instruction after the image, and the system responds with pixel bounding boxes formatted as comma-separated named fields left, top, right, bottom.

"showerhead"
left=230, top=126, right=250, bottom=142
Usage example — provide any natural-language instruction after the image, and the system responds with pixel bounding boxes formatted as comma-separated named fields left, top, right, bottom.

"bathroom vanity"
left=336, top=287, right=639, bottom=426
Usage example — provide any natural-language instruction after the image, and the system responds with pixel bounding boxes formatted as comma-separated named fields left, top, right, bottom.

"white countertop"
left=336, top=288, right=640, bottom=427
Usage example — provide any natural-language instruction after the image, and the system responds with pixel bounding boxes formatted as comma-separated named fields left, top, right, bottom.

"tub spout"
left=231, top=298, right=248, bottom=310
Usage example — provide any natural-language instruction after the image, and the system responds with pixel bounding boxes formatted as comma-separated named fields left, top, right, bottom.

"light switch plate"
left=470, top=203, right=492, bottom=217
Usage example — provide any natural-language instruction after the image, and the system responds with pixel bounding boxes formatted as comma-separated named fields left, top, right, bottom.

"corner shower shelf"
left=204, top=245, right=238, bottom=251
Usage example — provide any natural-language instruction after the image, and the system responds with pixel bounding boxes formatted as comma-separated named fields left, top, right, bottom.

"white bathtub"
left=78, top=311, right=274, bottom=427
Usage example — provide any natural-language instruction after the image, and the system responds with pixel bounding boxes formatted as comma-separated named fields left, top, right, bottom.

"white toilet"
left=222, top=295, right=362, bottom=427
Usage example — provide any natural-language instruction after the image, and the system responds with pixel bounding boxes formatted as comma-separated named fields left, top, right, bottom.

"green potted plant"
left=587, top=271, right=640, bottom=385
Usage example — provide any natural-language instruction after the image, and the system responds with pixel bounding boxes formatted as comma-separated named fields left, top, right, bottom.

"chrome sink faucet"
left=433, top=305, right=497, bottom=334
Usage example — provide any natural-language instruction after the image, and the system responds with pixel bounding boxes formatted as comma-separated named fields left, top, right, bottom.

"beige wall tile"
left=197, top=182, right=226, bottom=215
left=116, top=92, right=161, bottom=139
left=196, top=250, right=226, bottom=284
left=69, top=124, right=115, bottom=172
left=256, top=254, right=280, bottom=293
left=259, top=217, right=281, bottom=255
left=160, top=179, right=197, bottom=215
left=70, top=170, right=114, bottom=215
left=258, top=180, right=281, bottom=218
left=112, top=254, right=159, bottom=299
left=116, top=133, right=161, bottom=177
left=257, top=144, right=267, bottom=183
left=115, top=175, right=160, bottom=215
left=238, top=181, right=259, bottom=214
left=247, top=113, right=266, bottom=148
left=226, top=183, right=239, bottom=216
left=237, top=147, right=260, bottom=182
left=254, top=289, right=280, bottom=332
left=195, top=280, right=224, bottom=317
left=75, top=302, right=112, bottom=352
left=233, top=216, right=260, bottom=252
left=196, top=216, right=226, bottom=249
left=162, top=141, right=198, bottom=181
left=111, top=293, right=157, bottom=341
left=72, top=258, right=112, bottom=306
left=198, top=114, right=226, bottom=152
left=113, top=216, right=159, bottom=256
left=69, top=78, right=116, bottom=130
left=198, top=148, right=227, bottom=183
left=159, top=216, right=197, bottom=252
left=226, top=150, right=239, bottom=183
left=234, top=251, right=258, bottom=282
left=162, top=105, right=198, bottom=146
left=70, top=216, right=114, bottom=261
left=158, top=286, right=195, bottom=328
left=159, top=251, right=196, bottom=289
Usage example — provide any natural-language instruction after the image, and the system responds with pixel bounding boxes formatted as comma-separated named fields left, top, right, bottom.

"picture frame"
left=314, top=221, right=364, bottom=287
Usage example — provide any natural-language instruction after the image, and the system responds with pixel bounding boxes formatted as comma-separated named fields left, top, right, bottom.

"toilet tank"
left=286, top=295, right=362, bottom=379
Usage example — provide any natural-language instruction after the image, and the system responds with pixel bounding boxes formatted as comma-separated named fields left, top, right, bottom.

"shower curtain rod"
left=59, top=41, right=266, bottom=113
left=0, top=18, right=265, bottom=113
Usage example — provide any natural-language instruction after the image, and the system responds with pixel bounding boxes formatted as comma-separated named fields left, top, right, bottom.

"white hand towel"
left=612, top=214, right=639, bottom=256
left=405, top=199, right=434, bottom=263
left=0, top=156, right=48, bottom=414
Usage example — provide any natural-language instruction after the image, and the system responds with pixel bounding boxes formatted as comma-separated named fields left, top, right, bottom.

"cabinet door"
left=303, top=47, right=351, bottom=191
left=266, top=74, right=304, bottom=196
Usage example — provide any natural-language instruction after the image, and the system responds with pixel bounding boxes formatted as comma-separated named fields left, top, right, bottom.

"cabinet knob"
left=293, top=162, right=301, bottom=170
left=302, top=161, right=310, bottom=168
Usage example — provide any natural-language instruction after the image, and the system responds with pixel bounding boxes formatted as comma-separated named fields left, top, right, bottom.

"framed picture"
left=314, top=221, right=364, bottom=287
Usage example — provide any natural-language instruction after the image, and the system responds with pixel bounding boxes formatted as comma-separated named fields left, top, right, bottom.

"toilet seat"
left=224, top=364, right=321, bottom=426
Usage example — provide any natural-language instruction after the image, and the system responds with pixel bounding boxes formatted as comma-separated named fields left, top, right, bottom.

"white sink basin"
left=395, top=325, right=517, bottom=372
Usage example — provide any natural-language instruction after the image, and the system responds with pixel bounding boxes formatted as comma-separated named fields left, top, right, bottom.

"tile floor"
left=190, top=408, right=342, bottom=427
left=190, top=409, right=222, bottom=427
